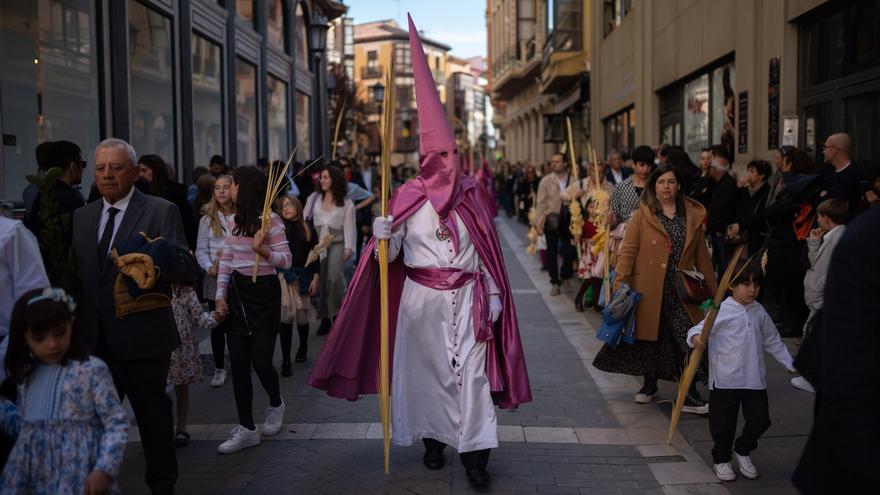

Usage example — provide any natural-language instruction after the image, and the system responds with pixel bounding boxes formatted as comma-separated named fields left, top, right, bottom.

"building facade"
left=447, top=55, right=494, bottom=161
left=591, top=0, right=880, bottom=176
left=488, top=0, right=591, bottom=166
left=0, top=0, right=346, bottom=204
left=352, top=19, right=451, bottom=167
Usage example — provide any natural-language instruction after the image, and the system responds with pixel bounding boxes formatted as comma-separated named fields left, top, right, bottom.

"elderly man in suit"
left=72, top=138, right=185, bottom=494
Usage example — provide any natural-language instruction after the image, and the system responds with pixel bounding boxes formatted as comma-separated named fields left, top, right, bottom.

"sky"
left=344, top=0, right=487, bottom=58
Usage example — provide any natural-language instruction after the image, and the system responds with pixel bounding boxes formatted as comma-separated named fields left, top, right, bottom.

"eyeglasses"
left=822, top=144, right=837, bottom=150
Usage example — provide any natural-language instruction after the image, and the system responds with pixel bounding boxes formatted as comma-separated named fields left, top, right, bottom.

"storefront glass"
left=683, top=74, right=709, bottom=162
left=129, top=0, right=175, bottom=169
left=711, top=64, right=735, bottom=159
left=296, top=91, right=311, bottom=160
left=192, top=33, right=223, bottom=169
left=235, top=58, right=257, bottom=166
left=0, top=0, right=101, bottom=202
left=845, top=91, right=879, bottom=176
left=267, top=0, right=285, bottom=50
left=267, top=76, right=288, bottom=163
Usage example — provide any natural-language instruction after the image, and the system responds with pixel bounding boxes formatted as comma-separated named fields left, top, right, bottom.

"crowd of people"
left=0, top=130, right=414, bottom=492
left=0, top=75, right=877, bottom=491
left=493, top=135, right=878, bottom=484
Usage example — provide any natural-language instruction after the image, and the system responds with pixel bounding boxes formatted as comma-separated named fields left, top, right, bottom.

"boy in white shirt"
left=688, top=260, right=795, bottom=482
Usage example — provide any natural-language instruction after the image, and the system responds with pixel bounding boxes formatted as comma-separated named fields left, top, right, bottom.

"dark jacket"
left=25, top=180, right=85, bottom=244
left=818, top=162, right=866, bottom=218
left=792, top=205, right=880, bottom=493
left=706, top=173, right=738, bottom=234
left=72, top=188, right=186, bottom=359
left=156, top=180, right=198, bottom=250
left=605, top=167, right=633, bottom=186
left=688, top=174, right=715, bottom=208
left=734, top=182, right=770, bottom=255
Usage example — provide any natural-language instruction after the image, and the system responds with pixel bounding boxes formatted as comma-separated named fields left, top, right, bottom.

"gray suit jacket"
left=72, top=188, right=186, bottom=359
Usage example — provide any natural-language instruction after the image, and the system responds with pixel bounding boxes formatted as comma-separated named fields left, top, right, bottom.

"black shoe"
left=316, top=319, right=331, bottom=336
left=174, top=430, right=190, bottom=448
left=281, top=362, right=292, bottom=377
left=682, top=393, right=710, bottom=415
left=465, top=466, right=490, bottom=488
left=295, top=348, right=307, bottom=363
left=634, top=383, right=658, bottom=404
left=423, top=449, right=445, bottom=470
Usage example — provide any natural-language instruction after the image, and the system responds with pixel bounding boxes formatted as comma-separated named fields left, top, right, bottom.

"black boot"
left=316, top=318, right=331, bottom=336
left=460, top=449, right=491, bottom=488
left=422, top=438, right=446, bottom=470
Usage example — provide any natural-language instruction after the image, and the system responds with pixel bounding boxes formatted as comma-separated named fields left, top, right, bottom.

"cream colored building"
left=353, top=19, right=451, bottom=166
left=591, top=0, right=880, bottom=175
left=488, top=0, right=594, bottom=166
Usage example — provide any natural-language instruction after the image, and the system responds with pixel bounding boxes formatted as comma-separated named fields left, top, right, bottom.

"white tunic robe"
left=386, top=201, right=499, bottom=452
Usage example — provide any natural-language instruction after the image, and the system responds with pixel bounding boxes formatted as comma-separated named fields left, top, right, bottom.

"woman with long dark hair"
left=303, top=165, right=356, bottom=335
left=137, top=154, right=198, bottom=248
left=214, top=166, right=292, bottom=454
left=593, top=164, right=717, bottom=413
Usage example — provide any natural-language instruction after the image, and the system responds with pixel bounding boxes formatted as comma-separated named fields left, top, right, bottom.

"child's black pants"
left=709, top=388, right=771, bottom=463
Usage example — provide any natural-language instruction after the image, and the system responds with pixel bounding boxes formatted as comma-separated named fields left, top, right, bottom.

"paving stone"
left=648, top=461, right=719, bottom=485
left=523, top=427, right=579, bottom=443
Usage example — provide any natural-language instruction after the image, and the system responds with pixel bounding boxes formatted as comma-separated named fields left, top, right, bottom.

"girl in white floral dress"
left=0, top=288, right=129, bottom=494
left=169, top=285, right=221, bottom=447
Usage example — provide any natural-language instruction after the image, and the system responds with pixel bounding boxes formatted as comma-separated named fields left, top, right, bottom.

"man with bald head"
left=820, top=133, right=865, bottom=217
left=72, top=138, right=185, bottom=494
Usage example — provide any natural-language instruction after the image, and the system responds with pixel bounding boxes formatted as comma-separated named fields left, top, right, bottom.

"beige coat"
left=535, top=172, right=569, bottom=225
left=613, top=198, right=717, bottom=341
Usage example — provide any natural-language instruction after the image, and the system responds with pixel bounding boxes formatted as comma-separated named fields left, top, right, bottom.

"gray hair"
left=96, top=138, right=137, bottom=167
left=607, top=149, right=622, bottom=160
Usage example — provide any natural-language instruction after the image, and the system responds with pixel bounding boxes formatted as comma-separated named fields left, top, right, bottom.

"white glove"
left=372, top=215, right=393, bottom=240
left=488, top=294, right=502, bottom=323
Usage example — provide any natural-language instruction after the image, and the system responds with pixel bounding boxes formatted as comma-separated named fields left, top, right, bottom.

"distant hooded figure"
left=307, top=14, right=531, bottom=489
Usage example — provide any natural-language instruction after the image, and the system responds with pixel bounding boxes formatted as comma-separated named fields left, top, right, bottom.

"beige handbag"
left=278, top=274, right=296, bottom=323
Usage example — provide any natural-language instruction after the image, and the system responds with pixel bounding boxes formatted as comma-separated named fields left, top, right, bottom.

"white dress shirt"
left=687, top=297, right=795, bottom=390
left=97, top=186, right=135, bottom=251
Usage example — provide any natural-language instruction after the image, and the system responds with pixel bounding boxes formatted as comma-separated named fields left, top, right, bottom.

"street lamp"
left=371, top=81, right=385, bottom=105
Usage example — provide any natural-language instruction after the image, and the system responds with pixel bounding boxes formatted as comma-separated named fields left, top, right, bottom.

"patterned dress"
left=168, top=286, right=214, bottom=385
left=593, top=211, right=708, bottom=383
left=0, top=357, right=129, bottom=494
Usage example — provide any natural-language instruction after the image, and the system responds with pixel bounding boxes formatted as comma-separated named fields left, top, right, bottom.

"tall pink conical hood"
left=407, top=13, right=460, bottom=222
left=408, top=14, right=456, bottom=155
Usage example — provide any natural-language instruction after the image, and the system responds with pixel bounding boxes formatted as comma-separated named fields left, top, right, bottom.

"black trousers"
left=423, top=438, right=491, bottom=468
left=279, top=323, right=309, bottom=363
left=102, top=351, right=177, bottom=494
left=227, top=332, right=282, bottom=430
left=545, top=229, right=575, bottom=285
left=709, top=388, right=771, bottom=464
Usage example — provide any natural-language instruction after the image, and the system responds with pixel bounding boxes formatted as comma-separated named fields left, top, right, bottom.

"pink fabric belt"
left=404, top=266, right=492, bottom=342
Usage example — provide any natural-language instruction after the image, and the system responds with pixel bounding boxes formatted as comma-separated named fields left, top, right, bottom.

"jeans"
left=546, top=229, right=575, bottom=285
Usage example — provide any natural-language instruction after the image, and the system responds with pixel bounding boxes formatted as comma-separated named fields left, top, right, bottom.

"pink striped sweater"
left=216, top=212, right=292, bottom=299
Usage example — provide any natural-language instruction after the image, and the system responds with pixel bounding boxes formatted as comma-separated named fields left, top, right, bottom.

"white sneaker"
left=734, top=452, right=759, bottom=479
left=714, top=462, right=736, bottom=481
left=260, top=400, right=285, bottom=436
left=217, top=425, right=260, bottom=454
left=549, top=285, right=561, bottom=296
left=790, top=376, right=815, bottom=393
left=210, top=369, right=226, bottom=388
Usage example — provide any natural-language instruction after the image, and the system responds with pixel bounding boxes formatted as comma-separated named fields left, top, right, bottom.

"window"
left=800, top=0, right=880, bottom=89
left=604, top=0, right=635, bottom=37
left=192, top=33, right=224, bottom=169
left=267, top=76, right=289, bottom=163
left=236, top=0, right=253, bottom=25
left=547, top=0, right=582, bottom=52
left=0, top=0, right=100, bottom=201
left=394, top=44, right=411, bottom=73
left=683, top=75, right=709, bottom=162
left=296, top=91, right=311, bottom=160
left=129, top=1, right=175, bottom=167
left=711, top=64, right=736, bottom=160
left=266, top=0, right=285, bottom=50
left=845, top=91, right=880, bottom=176
left=294, top=2, right=309, bottom=69
left=604, top=107, right=635, bottom=153
left=235, top=58, right=257, bottom=166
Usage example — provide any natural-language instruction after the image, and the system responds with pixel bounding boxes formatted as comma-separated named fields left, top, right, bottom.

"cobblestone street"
left=118, top=216, right=810, bottom=494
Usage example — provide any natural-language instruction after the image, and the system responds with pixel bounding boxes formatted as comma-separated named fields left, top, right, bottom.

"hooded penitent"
left=307, top=14, right=531, bottom=410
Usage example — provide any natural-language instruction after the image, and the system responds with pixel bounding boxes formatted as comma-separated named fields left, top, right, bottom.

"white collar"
left=723, top=296, right=758, bottom=310
left=835, top=161, right=852, bottom=173
left=102, top=186, right=135, bottom=214
left=823, top=224, right=843, bottom=241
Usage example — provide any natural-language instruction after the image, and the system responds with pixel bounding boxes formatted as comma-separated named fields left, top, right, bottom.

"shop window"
left=711, top=64, right=736, bottom=158
left=683, top=75, right=709, bottom=163
left=266, top=0, right=286, bottom=51
left=236, top=0, right=253, bottom=25
left=294, top=2, right=310, bottom=70
left=296, top=91, right=311, bottom=160
left=267, top=76, right=289, bottom=163
left=0, top=0, right=101, bottom=201
left=603, top=107, right=634, bottom=153
left=845, top=91, right=880, bottom=176
left=800, top=0, right=880, bottom=89
left=235, top=58, right=257, bottom=166
left=129, top=1, right=175, bottom=168
left=192, top=33, right=224, bottom=169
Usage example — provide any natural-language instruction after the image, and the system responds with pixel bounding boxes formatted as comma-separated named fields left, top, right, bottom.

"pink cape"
left=307, top=175, right=532, bottom=409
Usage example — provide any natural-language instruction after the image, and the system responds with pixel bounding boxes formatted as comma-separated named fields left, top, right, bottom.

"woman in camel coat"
left=593, top=165, right=717, bottom=413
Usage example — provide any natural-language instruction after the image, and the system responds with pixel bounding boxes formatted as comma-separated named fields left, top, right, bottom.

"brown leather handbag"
left=675, top=267, right=713, bottom=303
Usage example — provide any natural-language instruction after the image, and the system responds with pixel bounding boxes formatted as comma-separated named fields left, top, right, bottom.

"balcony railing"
left=361, top=64, right=383, bottom=79
left=490, top=37, right=538, bottom=81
